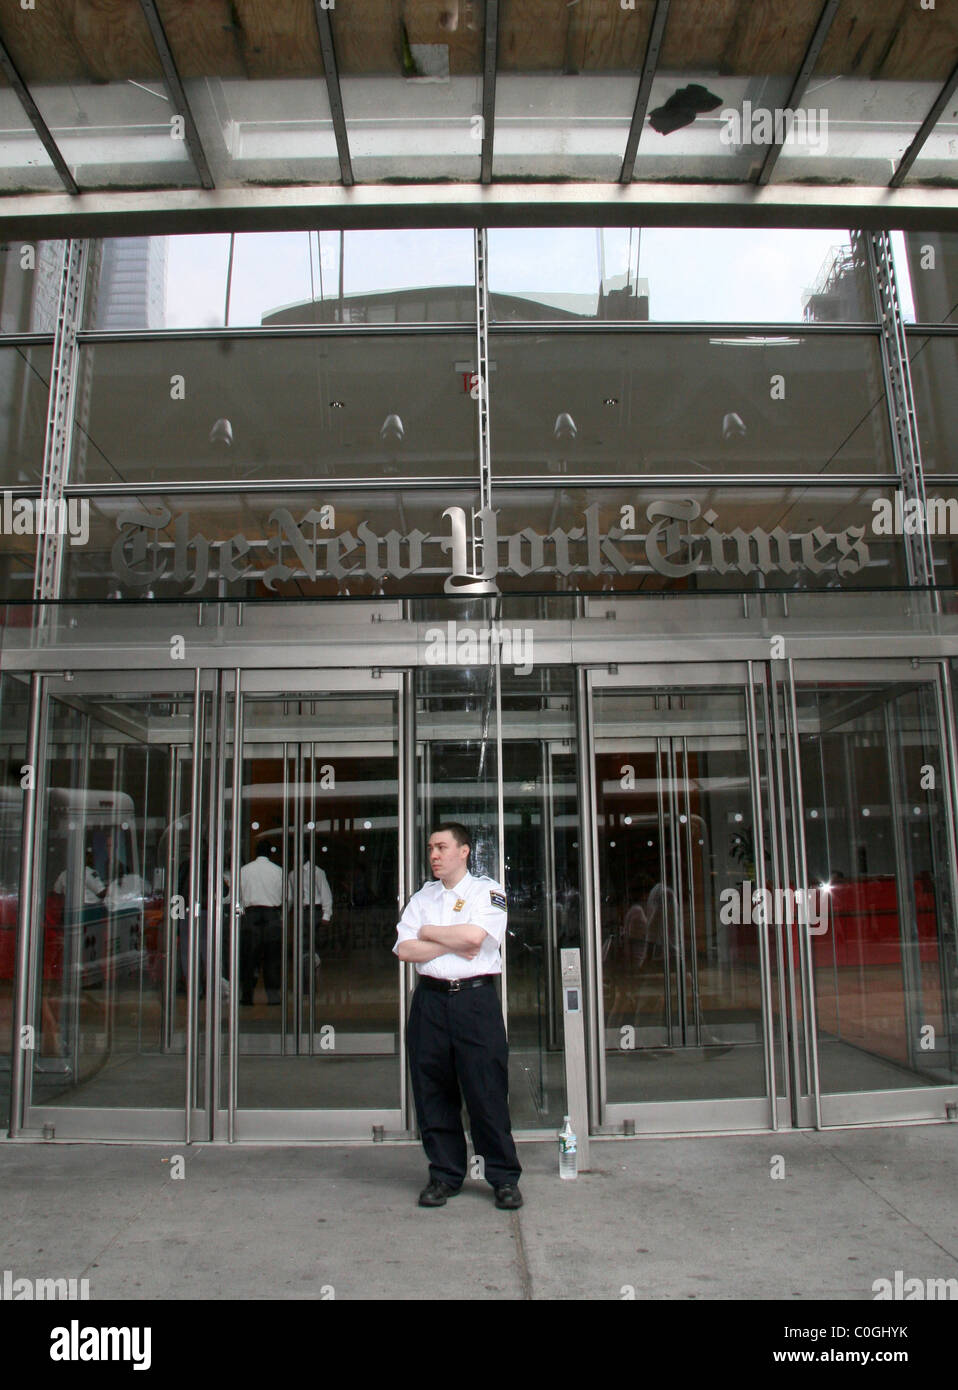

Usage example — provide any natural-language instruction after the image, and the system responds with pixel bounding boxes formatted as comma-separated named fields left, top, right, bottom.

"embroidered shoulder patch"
left=489, top=891, right=507, bottom=910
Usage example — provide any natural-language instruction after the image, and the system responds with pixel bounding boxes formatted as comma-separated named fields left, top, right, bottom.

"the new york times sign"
left=109, top=499, right=871, bottom=595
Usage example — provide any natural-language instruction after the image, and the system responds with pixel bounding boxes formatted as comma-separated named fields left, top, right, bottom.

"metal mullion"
left=77, top=324, right=473, bottom=344
left=208, top=671, right=228, bottom=1139
left=479, top=0, right=499, bottom=183
left=0, top=36, right=79, bottom=194
left=8, top=673, right=44, bottom=1136
left=137, top=0, right=214, bottom=190
left=184, top=666, right=203, bottom=1142
left=204, top=673, right=223, bottom=1140
left=768, top=666, right=802, bottom=1126
left=487, top=321, right=882, bottom=335
left=619, top=0, right=670, bottom=184
left=8, top=182, right=958, bottom=235
left=161, top=746, right=179, bottom=1052
left=580, top=669, right=603, bottom=1130
left=681, top=736, right=702, bottom=1046
left=491, top=473, right=894, bottom=489
left=400, top=671, right=415, bottom=1132
left=756, top=0, right=841, bottom=186
left=314, top=2, right=353, bottom=186
left=543, top=741, right=558, bottom=1052
left=783, top=658, right=822, bottom=1128
left=891, top=57, right=958, bottom=188
left=495, top=656, right=506, bottom=1035
left=63, top=475, right=477, bottom=497
left=933, top=663, right=958, bottom=1078
left=227, top=669, right=243, bottom=1142
left=746, top=662, right=778, bottom=1129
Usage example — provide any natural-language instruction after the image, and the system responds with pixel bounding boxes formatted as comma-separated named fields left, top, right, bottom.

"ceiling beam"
left=479, top=0, right=499, bottom=185
left=0, top=31, right=78, bottom=195
left=137, top=0, right=214, bottom=191
left=619, top=0, right=670, bottom=184
left=314, top=1, right=353, bottom=187
left=756, top=0, right=841, bottom=187
left=890, top=57, right=958, bottom=188
left=1, top=181, right=956, bottom=238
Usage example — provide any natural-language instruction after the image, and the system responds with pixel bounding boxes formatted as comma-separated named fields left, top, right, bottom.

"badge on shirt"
left=490, top=891, right=507, bottom=910
left=453, top=898, right=465, bottom=912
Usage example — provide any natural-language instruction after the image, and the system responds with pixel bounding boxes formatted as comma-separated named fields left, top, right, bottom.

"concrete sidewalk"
left=1, top=1124, right=957, bottom=1300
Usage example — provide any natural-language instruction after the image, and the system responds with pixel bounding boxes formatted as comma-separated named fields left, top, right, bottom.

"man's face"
left=428, top=831, right=469, bottom=882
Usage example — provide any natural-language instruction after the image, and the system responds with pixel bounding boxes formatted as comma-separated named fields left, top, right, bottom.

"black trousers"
left=240, top=906, right=282, bottom=1002
left=407, top=981, right=522, bottom=1190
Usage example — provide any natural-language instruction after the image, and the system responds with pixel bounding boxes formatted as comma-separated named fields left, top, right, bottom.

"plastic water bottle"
left=558, top=1115, right=577, bottom=1180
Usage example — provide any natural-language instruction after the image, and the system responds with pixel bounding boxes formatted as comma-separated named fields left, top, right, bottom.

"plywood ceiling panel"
left=816, top=0, right=958, bottom=81
left=0, top=0, right=163, bottom=82
left=229, top=0, right=324, bottom=80
left=153, top=0, right=250, bottom=80
left=659, top=0, right=822, bottom=76
left=333, top=0, right=481, bottom=76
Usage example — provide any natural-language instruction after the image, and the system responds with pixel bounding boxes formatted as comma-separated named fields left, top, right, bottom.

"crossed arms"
left=395, top=922, right=489, bottom=964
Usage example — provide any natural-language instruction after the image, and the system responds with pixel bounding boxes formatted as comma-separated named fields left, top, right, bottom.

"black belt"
left=419, top=974, right=498, bottom=994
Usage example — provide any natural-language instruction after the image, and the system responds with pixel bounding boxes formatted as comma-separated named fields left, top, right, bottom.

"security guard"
left=394, top=822, right=523, bottom=1210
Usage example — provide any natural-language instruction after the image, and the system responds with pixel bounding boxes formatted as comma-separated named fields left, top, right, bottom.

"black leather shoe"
left=418, top=1179, right=461, bottom=1207
left=494, top=1184, right=523, bottom=1210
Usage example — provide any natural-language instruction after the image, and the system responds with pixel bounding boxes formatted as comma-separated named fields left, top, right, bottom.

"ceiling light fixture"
left=209, top=418, right=233, bottom=446
left=380, top=414, right=405, bottom=441
left=553, top=412, right=577, bottom=440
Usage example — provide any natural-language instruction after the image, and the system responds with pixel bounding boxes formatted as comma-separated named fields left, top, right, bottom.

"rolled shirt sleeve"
left=392, top=895, right=422, bottom=957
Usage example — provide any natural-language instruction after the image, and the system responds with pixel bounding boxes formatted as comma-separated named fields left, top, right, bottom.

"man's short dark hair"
left=431, top=822, right=471, bottom=853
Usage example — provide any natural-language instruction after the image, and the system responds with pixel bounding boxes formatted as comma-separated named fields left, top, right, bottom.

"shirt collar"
left=437, top=869, right=472, bottom=894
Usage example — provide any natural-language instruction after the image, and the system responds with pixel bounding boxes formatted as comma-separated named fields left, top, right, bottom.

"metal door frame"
left=19, top=667, right=206, bottom=1142
left=586, top=662, right=781, bottom=1135
left=783, top=657, right=958, bottom=1128
left=218, top=668, right=407, bottom=1142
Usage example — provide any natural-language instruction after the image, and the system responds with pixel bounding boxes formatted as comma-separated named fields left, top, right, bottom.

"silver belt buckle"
left=448, top=978, right=462, bottom=993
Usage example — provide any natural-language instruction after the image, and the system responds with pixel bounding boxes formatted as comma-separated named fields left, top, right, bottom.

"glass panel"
left=85, top=230, right=477, bottom=330
left=908, top=338, right=958, bottom=477
left=0, top=670, right=30, bottom=1128
left=490, top=227, right=874, bottom=324
left=594, top=685, right=769, bottom=1104
left=0, top=345, right=53, bottom=484
left=0, top=72, right=63, bottom=192
left=489, top=485, right=907, bottom=594
left=499, top=666, right=578, bottom=1128
left=630, top=0, right=820, bottom=182
left=336, top=1, right=482, bottom=181
left=489, top=332, right=894, bottom=474
left=495, top=0, right=648, bottom=180
left=898, top=234, right=958, bottom=325
left=233, top=692, right=401, bottom=1112
left=154, top=0, right=339, bottom=186
left=797, top=678, right=958, bottom=1093
left=62, top=483, right=908, bottom=601
left=68, top=333, right=479, bottom=485
left=0, top=0, right=199, bottom=189
left=61, top=486, right=480, bottom=600
left=771, top=3, right=958, bottom=185
left=0, top=240, right=63, bottom=334
left=28, top=674, right=201, bottom=1111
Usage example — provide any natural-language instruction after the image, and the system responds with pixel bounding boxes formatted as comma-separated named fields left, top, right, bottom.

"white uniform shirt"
left=240, top=856, right=284, bottom=908
left=288, top=864, right=332, bottom=918
left=392, top=869, right=508, bottom=980
left=53, top=866, right=105, bottom=903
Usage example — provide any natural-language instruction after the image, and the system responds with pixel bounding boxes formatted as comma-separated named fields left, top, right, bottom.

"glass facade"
left=2, top=223, right=958, bottom=1144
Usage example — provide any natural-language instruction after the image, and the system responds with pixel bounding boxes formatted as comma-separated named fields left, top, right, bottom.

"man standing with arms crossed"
left=393, top=823, right=523, bottom=1210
